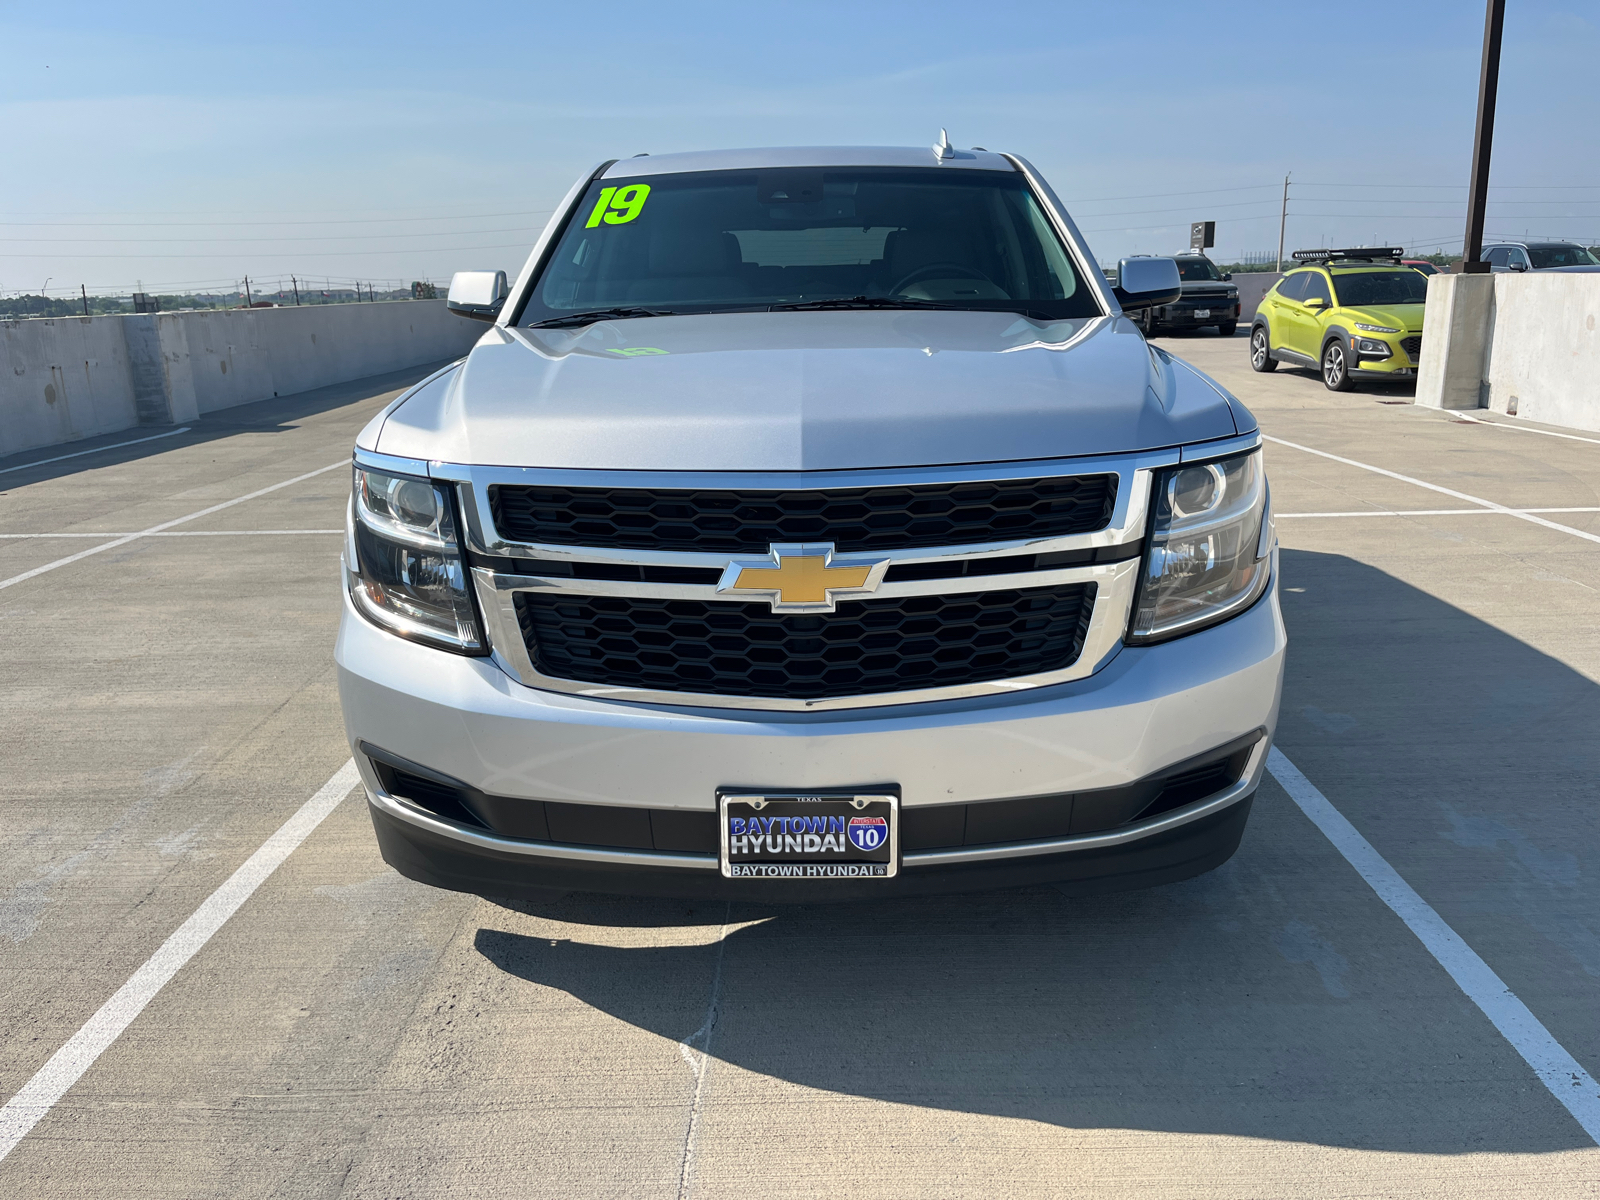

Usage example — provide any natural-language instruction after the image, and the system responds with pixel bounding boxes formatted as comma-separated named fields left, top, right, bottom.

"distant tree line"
left=0, top=286, right=435, bottom=321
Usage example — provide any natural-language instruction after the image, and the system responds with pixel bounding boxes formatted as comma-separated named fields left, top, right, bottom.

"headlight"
left=1354, top=322, right=1399, bottom=333
left=346, top=465, right=485, bottom=653
left=1128, top=450, right=1272, bottom=643
left=1354, top=337, right=1392, bottom=356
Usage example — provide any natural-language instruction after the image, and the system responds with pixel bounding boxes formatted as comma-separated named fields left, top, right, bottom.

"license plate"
left=718, top=792, right=899, bottom=879
left=1194, top=308, right=1211, bottom=319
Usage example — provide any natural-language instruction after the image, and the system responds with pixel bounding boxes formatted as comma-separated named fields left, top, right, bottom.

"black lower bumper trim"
left=367, top=791, right=1255, bottom=903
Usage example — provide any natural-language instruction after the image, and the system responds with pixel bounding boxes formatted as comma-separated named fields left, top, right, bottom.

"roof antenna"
left=933, top=128, right=955, bottom=159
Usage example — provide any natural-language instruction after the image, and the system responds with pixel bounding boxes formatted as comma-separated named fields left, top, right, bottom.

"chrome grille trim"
left=473, top=558, right=1140, bottom=711
left=444, top=451, right=1178, bottom=564
left=342, top=442, right=1262, bottom=711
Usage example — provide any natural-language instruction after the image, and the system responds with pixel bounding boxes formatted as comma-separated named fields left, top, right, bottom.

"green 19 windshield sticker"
left=585, top=184, right=651, bottom=228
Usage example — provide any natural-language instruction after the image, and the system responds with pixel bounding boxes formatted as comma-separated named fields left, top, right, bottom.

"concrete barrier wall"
left=1, top=316, right=143, bottom=455
left=1, top=300, right=484, bottom=458
left=1232, top=272, right=1282, bottom=324
left=1417, top=273, right=1600, bottom=428
left=1481, top=274, right=1600, bottom=429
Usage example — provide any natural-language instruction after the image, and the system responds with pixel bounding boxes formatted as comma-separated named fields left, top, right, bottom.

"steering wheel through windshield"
left=890, top=262, right=996, bottom=295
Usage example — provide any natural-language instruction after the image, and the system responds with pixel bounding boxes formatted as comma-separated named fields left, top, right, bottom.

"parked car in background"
left=1480, top=241, right=1600, bottom=273
left=1401, top=259, right=1438, bottom=276
left=1250, top=248, right=1426, bottom=391
left=1131, top=253, right=1241, bottom=337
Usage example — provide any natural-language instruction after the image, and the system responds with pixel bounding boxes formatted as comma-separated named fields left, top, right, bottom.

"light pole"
left=1461, top=0, right=1506, bottom=272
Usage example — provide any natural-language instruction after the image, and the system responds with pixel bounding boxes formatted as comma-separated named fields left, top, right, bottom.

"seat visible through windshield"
left=521, top=167, right=1100, bottom=323
left=1330, top=270, right=1428, bottom=307
left=1528, top=245, right=1600, bottom=269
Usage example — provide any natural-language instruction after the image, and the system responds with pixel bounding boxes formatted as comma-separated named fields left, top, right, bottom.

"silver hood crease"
left=374, top=309, right=1243, bottom=472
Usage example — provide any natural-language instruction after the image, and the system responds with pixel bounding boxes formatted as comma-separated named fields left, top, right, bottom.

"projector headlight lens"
left=347, top=466, right=485, bottom=653
left=1129, top=450, right=1272, bottom=643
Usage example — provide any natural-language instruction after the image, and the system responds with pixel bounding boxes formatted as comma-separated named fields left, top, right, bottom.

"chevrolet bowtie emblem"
left=716, top=543, right=891, bottom=613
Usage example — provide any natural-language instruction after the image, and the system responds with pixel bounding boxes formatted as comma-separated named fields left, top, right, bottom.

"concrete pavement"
left=1, top=334, right=1596, bottom=1197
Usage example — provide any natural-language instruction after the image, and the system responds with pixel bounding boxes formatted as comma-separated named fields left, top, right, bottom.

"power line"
left=1298, top=181, right=1600, bottom=190
left=1068, top=198, right=1289, bottom=218
left=1081, top=213, right=1282, bottom=233
left=0, top=209, right=555, bottom=229
left=0, top=243, right=530, bottom=260
left=1062, top=183, right=1280, bottom=203
left=4, top=226, right=543, bottom=245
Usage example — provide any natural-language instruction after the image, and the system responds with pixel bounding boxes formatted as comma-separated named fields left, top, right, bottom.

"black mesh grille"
left=514, top=584, right=1097, bottom=700
left=488, top=476, right=1116, bottom=554
left=1401, top=335, right=1422, bottom=360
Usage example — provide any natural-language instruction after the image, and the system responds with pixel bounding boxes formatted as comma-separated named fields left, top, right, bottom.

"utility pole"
left=80, top=284, right=89, bottom=316
left=1275, top=175, right=1290, bottom=273
left=1461, top=0, right=1505, bottom=273
left=244, top=275, right=253, bottom=307
left=292, top=275, right=301, bottom=305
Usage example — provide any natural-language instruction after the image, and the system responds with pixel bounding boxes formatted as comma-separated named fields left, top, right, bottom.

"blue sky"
left=2, top=0, right=1597, bottom=297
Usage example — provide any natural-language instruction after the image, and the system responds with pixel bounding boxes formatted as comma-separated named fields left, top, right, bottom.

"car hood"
left=374, top=310, right=1244, bottom=471
left=1341, top=303, right=1426, bottom=332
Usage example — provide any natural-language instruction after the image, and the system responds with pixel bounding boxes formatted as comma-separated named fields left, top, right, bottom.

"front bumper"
left=1157, top=302, right=1240, bottom=326
left=1351, top=333, right=1421, bottom=377
left=1351, top=355, right=1417, bottom=378
left=336, top=572, right=1286, bottom=900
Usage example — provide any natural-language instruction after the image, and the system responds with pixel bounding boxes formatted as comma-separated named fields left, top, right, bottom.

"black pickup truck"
left=1130, top=253, right=1241, bottom=337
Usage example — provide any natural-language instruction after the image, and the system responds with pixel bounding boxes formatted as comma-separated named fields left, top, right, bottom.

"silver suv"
left=1479, top=240, right=1600, bottom=273
left=336, top=143, right=1285, bottom=901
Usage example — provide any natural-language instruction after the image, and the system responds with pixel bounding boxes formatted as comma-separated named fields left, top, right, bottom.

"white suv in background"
left=1480, top=241, right=1600, bottom=273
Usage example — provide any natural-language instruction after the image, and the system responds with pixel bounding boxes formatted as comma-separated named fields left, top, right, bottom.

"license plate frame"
left=1194, top=308, right=1211, bottom=319
left=717, top=791, right=899, bottom=880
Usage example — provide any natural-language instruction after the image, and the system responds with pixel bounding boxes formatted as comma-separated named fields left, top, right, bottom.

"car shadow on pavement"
left=472, top=548, right=1599, bottom=1155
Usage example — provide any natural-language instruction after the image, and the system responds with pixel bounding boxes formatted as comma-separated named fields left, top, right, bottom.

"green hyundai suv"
left=1249, top=248, right=1426, bottom=391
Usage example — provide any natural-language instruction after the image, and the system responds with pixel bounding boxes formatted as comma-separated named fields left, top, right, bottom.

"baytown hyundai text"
left=336, top=142, right=1286, bottom=901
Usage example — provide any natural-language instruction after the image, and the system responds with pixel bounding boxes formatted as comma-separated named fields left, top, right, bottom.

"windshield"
left=1330, top=269, right=1428, bottom=307
left=1529, top=244, right=1600, bottom=268
left=1176, top=258, right=1221, bottom=282
left=521, top=167, right=1099, bottom=324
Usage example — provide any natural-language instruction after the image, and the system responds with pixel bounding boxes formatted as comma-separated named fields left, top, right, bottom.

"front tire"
left=1249, top=325, right=1277, bottom=372
left=1141, top=307, right=1160, bottom=338
left=1322, top=338, right=1353, bottom=391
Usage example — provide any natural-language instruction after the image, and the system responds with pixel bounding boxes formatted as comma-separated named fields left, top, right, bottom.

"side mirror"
left=1221, top=272, right=1233, bottom=281
left=1303, top=297, right=1326, bottom=310
left=447, top=270, right=509, bottom=321
left=1113, top=256, right=1182, bottom=312
left=1509, top=260, right=1528, bottom=273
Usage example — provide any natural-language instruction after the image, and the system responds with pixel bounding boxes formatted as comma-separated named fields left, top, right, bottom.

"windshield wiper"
left=527, top=307, right=675, bottom=328
left=768, top=296, right=1060, bottom=321
left=768, top=296, right=963, bottom=312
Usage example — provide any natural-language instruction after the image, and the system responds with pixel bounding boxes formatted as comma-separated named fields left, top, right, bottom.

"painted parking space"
left=1, top=343, right=1597, bottom=1196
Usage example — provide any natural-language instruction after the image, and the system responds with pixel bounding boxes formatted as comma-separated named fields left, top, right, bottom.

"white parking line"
left=1265, top=435, right=1600, bottom=547
left=1267, top=747, right=1600, bottom=1144
left=0, top=427, right=191, bottom=476
left=0, top=461, right=347, bottom=592
left=1449, top=410, right=1600, bottom=447
left=1277, top=507, right=1600, bottom=519
left=0, top=759, right=360, bottom=1165
left=0, top=530, right=343, bottom=539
